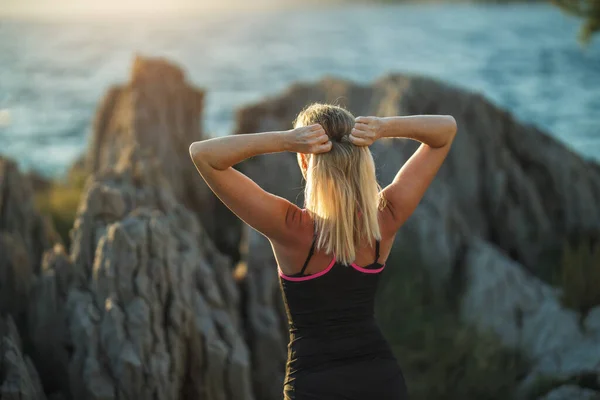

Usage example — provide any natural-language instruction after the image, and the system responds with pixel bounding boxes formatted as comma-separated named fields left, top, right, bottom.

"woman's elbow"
left=446, top=115, right=457, bottom=135
left=443, top=116, right=457, bottom=144
left=189, top=141, right=205, bottom=166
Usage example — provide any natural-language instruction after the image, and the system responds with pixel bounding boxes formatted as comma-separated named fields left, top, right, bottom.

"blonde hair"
left=294, top=103, right=384, bottom=265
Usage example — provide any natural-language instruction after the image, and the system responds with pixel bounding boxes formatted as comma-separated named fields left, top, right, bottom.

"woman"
left=189, top=104, right=457, bottom=399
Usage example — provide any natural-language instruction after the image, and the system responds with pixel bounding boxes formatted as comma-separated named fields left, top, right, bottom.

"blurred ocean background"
left=0, top=3, right=599, bottom=177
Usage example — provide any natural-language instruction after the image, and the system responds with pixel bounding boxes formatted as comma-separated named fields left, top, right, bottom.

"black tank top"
left=278, top=236, right=396, bottom=381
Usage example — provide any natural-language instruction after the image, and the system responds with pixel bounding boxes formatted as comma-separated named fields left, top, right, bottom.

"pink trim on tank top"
left=278, top=257, right=386, bottom=281
left=278, top=257, right=337, bottom=281
left=350, top=262, right=386, bottom=274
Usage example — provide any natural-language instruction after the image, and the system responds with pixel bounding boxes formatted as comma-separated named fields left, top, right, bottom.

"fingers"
left=305, top=126, right=330, bottom=153
left=316, top=131, right=329, bottom=144
left=302, top=124, right=328, bottom=145
left=355, top=116, right=372, bottom=124
left=351, top=125, right=368, bottom=134
left=351, top=126, right=375, bottom=139
left=312, top=132, right=331, bottom=153
left=313, top=141, right=333, bottom=154
left=349, top=134, right=371, bottom=146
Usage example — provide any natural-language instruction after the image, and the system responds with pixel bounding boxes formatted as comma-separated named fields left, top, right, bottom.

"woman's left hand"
left=286, top=124, right=332, bottom=154
left=350, top=116, right=384, bottom=146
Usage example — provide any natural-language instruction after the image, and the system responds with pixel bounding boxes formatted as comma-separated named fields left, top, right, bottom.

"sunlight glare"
left=0, top=0, right=284, bottom=17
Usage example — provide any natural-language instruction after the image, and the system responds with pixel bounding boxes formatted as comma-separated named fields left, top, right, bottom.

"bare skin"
left=189, top=115, right=457, bottom=276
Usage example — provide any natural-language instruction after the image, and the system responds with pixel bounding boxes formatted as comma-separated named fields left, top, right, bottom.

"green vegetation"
left=555, top=232, right=600, bottom=316
left=376, top=244, right=528, bottom=400
left=34, top=168, right=87, bottom=247
left=553, top=0, right=600, bottom=43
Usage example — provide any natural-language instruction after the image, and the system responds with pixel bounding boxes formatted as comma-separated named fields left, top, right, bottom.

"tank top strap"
left=299, top=234, right=318, bottom=275
left=375, top=240, right=380, bottom=264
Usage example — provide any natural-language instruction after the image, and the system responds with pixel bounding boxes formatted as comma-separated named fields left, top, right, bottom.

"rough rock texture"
left=85, top=55, right=240, bottom=260
left=26, top=146, right=253, bottom=400
left=0, top=316, right=46, bottom=400
left=5, top=59, right=600, bottom=399
left=539, top=385, right=600, bottom=400
left=242, top=229, right=288, bottom=400
left=233, top=75, right=600, bottom=399
left=0, top=157, right=58, bottom=337
left=26, top=245, right=74, bottom=397
left=460, top=239, right=600, bottom=398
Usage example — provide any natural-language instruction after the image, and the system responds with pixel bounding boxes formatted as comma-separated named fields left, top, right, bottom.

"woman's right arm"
left=350, top=115, right=457, bottom=234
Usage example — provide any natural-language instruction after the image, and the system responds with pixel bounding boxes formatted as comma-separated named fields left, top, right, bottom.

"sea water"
left=0, top=3, right=598, bottom=176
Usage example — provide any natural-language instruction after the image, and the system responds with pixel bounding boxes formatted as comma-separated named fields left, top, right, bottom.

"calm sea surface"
left=0, top=4, right=599, bottom=176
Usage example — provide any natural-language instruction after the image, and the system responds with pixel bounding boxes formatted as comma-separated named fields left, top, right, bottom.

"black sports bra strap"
left=375, top=240, right=380, bottom=263
left=299, top=235, right=318, bottom=275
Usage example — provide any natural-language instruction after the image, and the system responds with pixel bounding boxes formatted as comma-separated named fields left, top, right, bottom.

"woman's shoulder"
left=283, top=205, right=314, bottom=233
left=269, top=205, right=314, bottom=247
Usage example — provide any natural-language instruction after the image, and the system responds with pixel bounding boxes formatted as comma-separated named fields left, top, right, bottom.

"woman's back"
left=279, top=233, right=408, bottom=399
left=190, top=102, right=457, bottom=400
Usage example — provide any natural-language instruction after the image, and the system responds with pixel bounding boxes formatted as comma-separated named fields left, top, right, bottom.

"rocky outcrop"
left=242, top=229, right=288, bottom=400
left=235, top=75, right=600, bottom=281
left=460, top=239, right=600, bottom=398
left=25, top=145, right=253, bottom=400
left=4, top=57, right=600, bottom=399
left=540, top=386, right=600, bottom=400
left=0, top=316, right=46, bottom=400
left=8, top=58, right=255, bottom=400
left=0, top=157, right=58, bottom=343
left=233, top=75, right=600, bottom=399
left=26, top=245, right=74, bottom=397
left=85, top=55, right=241, bottom=260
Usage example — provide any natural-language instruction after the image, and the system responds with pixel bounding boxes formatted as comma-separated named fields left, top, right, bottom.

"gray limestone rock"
left=0, top=316, right=46, bottom=400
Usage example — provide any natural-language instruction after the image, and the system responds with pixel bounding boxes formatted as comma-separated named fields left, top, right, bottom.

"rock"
left=585, top=306, right=600, bottom=335
left=0, top=156, right=59, bottom=342
left=235, top=74, right=600, bottom=280
left=460, top=238, right=580, bottom=355
left=233, top=74, right=600, bottom=399
left=242, top=229, right=288, bottom=400
left=0, top=316, right=46, bottom=400
left=538, top=385, right=599, bottom=400
left=460, top=238, right=600, bottom=397
left=27, top=145, right=253, bottom=400
left=10, top=59, right=600, bottom=400
left=26, top=245, right=75, bottom=397
left=0, top=157, right=58, bottom=274
left=84, top=55, right=240, bottom=260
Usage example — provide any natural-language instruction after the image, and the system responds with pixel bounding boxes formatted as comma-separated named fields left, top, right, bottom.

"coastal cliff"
left=234, top=74, right=600, bottom=399
left=1, top=56, right=599, bottom=400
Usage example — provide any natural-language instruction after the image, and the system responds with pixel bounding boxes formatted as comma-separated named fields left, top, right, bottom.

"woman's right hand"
left=286, top=124, right=332, bottom=154
left=350, top=116, right=384, bottom=146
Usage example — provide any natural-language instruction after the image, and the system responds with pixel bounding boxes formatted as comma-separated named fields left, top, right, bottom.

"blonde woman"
left=190, top=104, right=457, bottom=400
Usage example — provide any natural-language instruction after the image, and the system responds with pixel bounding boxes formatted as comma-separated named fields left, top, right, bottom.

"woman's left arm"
left=189, top=124, right=331, bottom=243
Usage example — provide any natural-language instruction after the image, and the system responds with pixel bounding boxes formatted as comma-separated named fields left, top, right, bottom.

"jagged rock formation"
left=85, top=55, right=241, bottom=260
left=4, top=57, right=600, bottom=399
left=460, top=239, right=600, bottom=398
left=235, top=75, right=600, bottom=281
left=0, top=157, right=58, bottom=342
left=233, top=75, right=600, bottom=399
left=26, top=245, right=74, bottom=397
left=26, top=145, right=253, bottom=400
left=540, top=386, right=600, bottom=400
left=0, top=316, right=46, bottom=400
left=242, top=229, right=288, bottom=400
